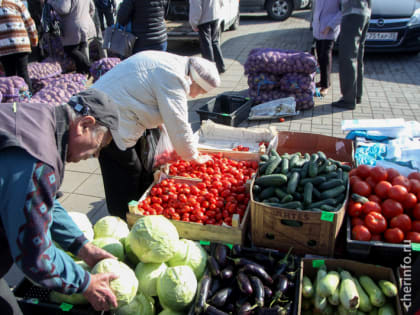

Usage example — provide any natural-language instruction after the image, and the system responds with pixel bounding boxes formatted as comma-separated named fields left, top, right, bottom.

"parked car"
left=365, top=0, right=420, bottom=53
left=165, top=0, right=240, bottom=41
left=239, top=0, right=311, bottom=21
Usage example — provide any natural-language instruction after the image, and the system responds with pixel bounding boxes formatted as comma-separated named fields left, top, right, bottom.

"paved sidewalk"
left=7, top=9, right=420, bottom=287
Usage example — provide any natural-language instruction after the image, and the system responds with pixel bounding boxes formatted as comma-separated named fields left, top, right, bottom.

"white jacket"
left=189, top=0, right=223, bottom=29
left=92, top=51, right=198, bottom=160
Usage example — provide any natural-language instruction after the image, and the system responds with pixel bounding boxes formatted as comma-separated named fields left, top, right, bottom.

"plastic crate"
left=346, top=216, right=419, bottom=267
left=13, top=278, right=104, bottom=315
left=196, top=94, right=253, bottom=126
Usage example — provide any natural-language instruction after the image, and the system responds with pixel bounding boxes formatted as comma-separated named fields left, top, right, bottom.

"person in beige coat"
left=48, top=0, right=96, bottom=74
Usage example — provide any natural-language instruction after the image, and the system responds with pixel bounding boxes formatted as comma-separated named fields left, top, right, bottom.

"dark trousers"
left=198, top=20, right=225, bottom=73
left=63, top=42, right=91, bottom=74
left=0, top=53, right=32, bottom=92
left=315, top=39, right=334, bottom=89
left=0, top=278, right=23, bottom=315
left=97, top=6, right=114, bottom=31
left=338, top=14, right=370, bottom=104
left=99, top=129, right=160, bottom=219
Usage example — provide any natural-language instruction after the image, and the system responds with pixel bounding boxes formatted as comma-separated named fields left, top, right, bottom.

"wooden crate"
left=298, top=259, right=403, bottom=315
left=126, top=177, right=250, bottom=245
left=250, top=131, right=354, bottom=257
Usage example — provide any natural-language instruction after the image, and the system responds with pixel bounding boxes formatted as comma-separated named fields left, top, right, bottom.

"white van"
left=165, top=0, right=240, bottom=41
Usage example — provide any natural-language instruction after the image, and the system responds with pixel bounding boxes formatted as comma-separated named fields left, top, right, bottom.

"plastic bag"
left=153, top=125, right=180, bottom=168
left=248, top=97, right=298, bottom=120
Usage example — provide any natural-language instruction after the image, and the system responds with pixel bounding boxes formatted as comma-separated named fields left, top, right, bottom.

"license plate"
left=366, top=32, right=398, bottom=41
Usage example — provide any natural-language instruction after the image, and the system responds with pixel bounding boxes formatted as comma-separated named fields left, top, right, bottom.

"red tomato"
left=352, top=225, right=372, bottom=241
left=411, top=220, right=420, bottom=233
left=364, top=212, right=387, bottom=234
left=403, top=193, right=418, bottom=210
left=386, top=168, right=400, bottom=182
left=405, top=231, right=420, bottom=243
left=374, top=181, right=392, bottom=199
left=350, top=176, right=362, bottom=187
left=352, top=217, right=365, bottom=226
left=413, top=204, right=420, bottom=220
left=365, top=176, right=377, bottom=189
left=348, top=169, right=358, bottom=177
left=392, top=175, right=412, bottom=191
left=388, top=185, right=408, bottom=202
left=352, top=181, right=372, bottom=197
left=348, top=202, right=363, bottom=217
left=390, top=214, right=412, bottom=233
left=384, top=228, right=405, bottom=244
left=279, top=117, right=285, bottom=122
left=410, top=179, right=420, bottom=194
left=371, top=234, right=382, bottom=241
left=368, top=194, right=382, bottom=204
left=370, top=166, right=388, bottom=182
left=362, top=201, right=382, bottom=215
left=381, top=199, right=404, bottom=219
left=356, top=164, right=372, bottom=179
left=408, top=172, right=420, bottom=181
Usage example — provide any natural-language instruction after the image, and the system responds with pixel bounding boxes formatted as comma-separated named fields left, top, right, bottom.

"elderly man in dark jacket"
left=117, top=0, right=168, bottom=53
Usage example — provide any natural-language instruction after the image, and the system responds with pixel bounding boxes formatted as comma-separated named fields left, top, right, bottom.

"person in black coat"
left=117, top=0, right=168, bottom=54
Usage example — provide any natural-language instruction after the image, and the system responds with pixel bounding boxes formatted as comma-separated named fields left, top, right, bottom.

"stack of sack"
left=244, top=48, right=317, bottom=110
left=0, top=76, right=30, bottom=103
left=89, top=57, right=121, bottom=83
left=30, top=73, right=88, bottom=105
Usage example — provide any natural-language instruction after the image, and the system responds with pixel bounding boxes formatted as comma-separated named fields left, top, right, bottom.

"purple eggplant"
left=194, top=273, right=212, bottom=314
left=237, top=272, right=253, bottom=295
left=214, top=244, right=229, bottom=267
left=250, top=276, right=265, bottom=308
left=239, top=264, right=273, bottom=285
left=204, top=304, right=229, bottom=315
left=237, top=302, right=253, bottom=315
left=210, top=288, right=232, bottom=308
left=220, top=265, right=234, bottom=280
left=208, top=256, right=221, bottom=277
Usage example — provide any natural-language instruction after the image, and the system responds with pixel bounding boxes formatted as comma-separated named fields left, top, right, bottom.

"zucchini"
left=320, top=185, right=346, bottom=199
left=302, top=298, right=312, bottom=311
left=378, top=280, right=397, bottom=298
left=303, top=182, right=313, bottom=206
left=359, top=276, right=386, bottom=308
left=353, top=277, right=372, bottom=312
left=319, top=179, right=344, bottom=191
left=351, top=193, right=369, bottom=204
left=259, top=186, right=276, bottom=200
left=338, top=304, right=358, bottom=315
left=315, top=266, right=328, bottom=311
left=287, top=171, right=300, bottom=194
left=339, top=270, right=360, bottom=311
left=318, top=270, right=340, bottom=298
left=302, top=276, right=314, bottom=298
left=328, top=287, right=340, bottom=306
left=255, top=174, right=288, bottom=186
left=378, top=304, right=396, bottom=315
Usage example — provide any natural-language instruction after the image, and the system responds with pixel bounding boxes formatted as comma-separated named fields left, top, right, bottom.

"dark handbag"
left=102, top=24, right=138, bottom=58
left=41, top=3, right=62, bottom=37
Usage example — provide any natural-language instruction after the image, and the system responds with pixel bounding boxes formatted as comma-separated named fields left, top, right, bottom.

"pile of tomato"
left=348, top=164, right=420, bottom=244
left=137, top=153, right=258, bottom=226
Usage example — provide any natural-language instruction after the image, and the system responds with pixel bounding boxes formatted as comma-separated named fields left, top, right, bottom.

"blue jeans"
left=133, top=41, right=167, bottom=54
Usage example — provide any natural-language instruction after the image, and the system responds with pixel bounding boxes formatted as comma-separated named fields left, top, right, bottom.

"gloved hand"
left=194, top=154, right=213, bottom=164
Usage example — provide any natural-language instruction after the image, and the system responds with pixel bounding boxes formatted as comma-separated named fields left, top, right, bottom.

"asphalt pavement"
left=6, top=9, right=420, bottom=287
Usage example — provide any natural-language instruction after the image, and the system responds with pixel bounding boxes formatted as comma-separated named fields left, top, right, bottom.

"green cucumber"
left=277, top=201, right=302, bottom=209
left=255, top=174, right=288, bottom=186
left=253, top=184, right=262, bottom=195
left=351, top=193, right=369, bottom=204
left=320, top=204, right=336, bottom=212
left=260, top=154, right=269, bottom=161
left=265, top=156, right=282, bottom=175
left=318, top=151, right=327, bottom=161
left=319, top=179, right=344, bottom=191
left=259, top=186, right=276, bottom=200
left=280, top=157, right=289, bottom=175
left=289, top=154, right=300, bottom=169
left=307, top=199, right=337, bottom=209
left=300, top=176, right=327, bottom=186
left=308, top=153, right=319, bottom=178
left=300, top=161, right=309, bottom=178
left=303, top=182, right=313, bottom=206
left=263, top=197, right=280, bottom=204
left=274, top=188, right=288, bottom=199
left=287, top=171, right=300, bottom=194
left=320, top=185, right=346, bottom=199
left=281, top=194, right=294, bottom=203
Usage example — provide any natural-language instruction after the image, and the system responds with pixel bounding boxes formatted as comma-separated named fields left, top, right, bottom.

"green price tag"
left=225, top=243, right=233, bottom=249
left=412, top=243, right=420, bottom=252
left=221, top=113, right=230, bottom=117
left=312, top=260, right=325, bottom=268
left=60, top=303, right=74, bottom=312
left=27, top=298, right=39, bottom=304
left=200, top=240, right=210, bottom=246
left=321, top=211, right=334, bottom=222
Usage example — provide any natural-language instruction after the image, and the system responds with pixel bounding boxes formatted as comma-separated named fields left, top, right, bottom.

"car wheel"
left=230, top=13, right=240, bottom=30
left=266, top=0, right=293, bottom=21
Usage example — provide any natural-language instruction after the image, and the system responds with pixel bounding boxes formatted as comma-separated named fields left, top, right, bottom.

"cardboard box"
left=299, top=258, right=403, bottom=315
left=250, top=132, right=354, bottom=256
left=126, top=177, right=250, bottom=245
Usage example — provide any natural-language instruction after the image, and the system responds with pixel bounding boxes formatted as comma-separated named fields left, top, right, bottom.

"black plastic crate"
left=196, top=94, right=253, bottom=126
left=13, top=278, right=105, bottom=315
left=346, top=216, right=418, bottom=267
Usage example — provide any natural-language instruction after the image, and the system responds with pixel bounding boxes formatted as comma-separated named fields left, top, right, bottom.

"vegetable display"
left=28, top=61, right=62, bottom=81
left=89, top=57, right=121, bottom=82
left=93, top=216, right=130, bottom=241
left=301, top=266, right=398, bottom=314
left=252, top=150, right=350, bottom=211
left=193, top=244, right=299, bottom=315
left=348, top=166, right=420, bottom=243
